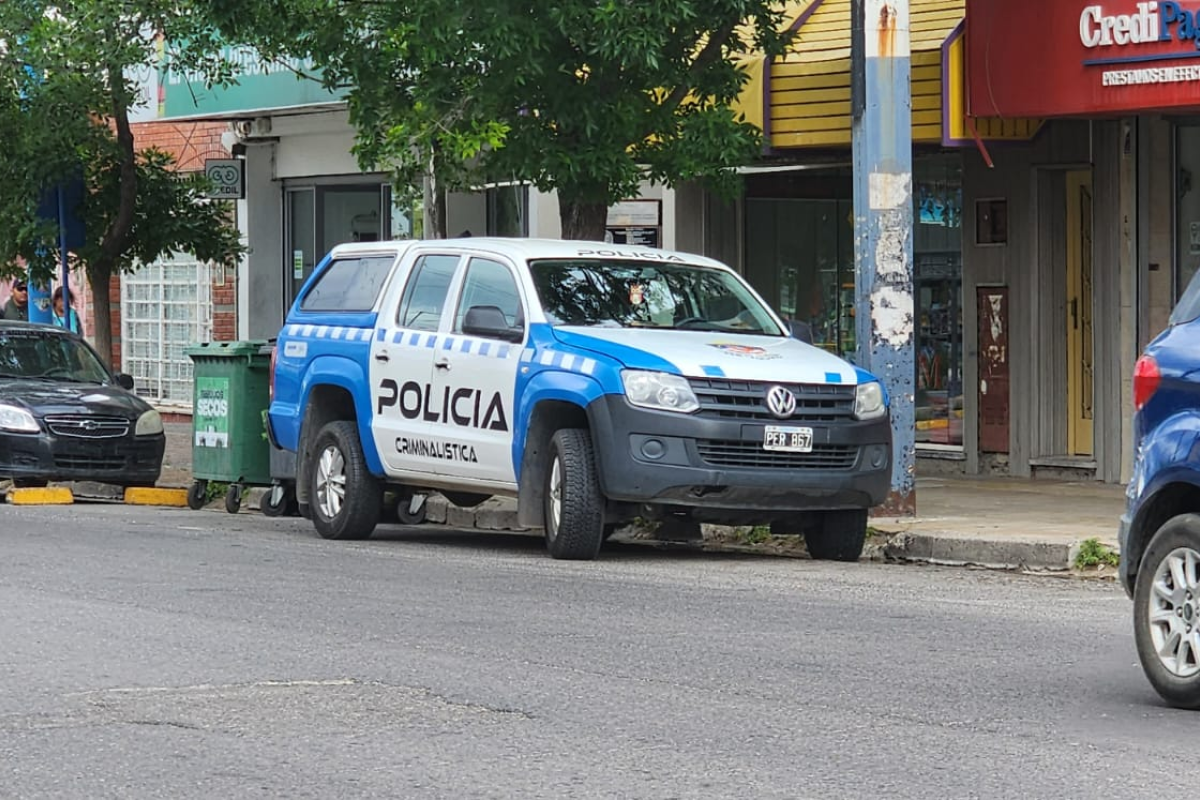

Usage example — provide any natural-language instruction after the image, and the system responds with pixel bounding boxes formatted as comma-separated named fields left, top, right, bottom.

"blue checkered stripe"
left=375, top=328, right=525, bottom=361
left=285, top=324, right=376, bottom=342
left=520, top=348, right=598, bottom=376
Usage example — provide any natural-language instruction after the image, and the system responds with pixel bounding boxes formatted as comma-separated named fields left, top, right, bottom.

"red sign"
left=967, top=0, right=1200, bottom=117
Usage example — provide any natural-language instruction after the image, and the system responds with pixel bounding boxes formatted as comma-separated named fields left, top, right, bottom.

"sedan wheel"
left=1134, top=514, right=1200, bottom=708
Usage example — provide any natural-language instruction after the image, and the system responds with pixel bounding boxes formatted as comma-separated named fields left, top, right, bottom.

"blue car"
left=1121, top=274, right=1200, bottom=708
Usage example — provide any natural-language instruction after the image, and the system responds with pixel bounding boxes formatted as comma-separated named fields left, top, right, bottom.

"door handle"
left=434, top=356, right=451, bottom=371
left=374, top=349, right=390, bottom=362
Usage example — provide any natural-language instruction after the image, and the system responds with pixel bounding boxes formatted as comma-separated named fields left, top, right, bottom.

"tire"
left=543, top=428, right=605, bottom=560
left=1133, top=514, right=1200, bottom=709
left=804, top=509, right=868, bottom=562
left=187, top=480, right=207, bottom=511
left=308, top=420, right=381, bottom=541
left=225, top=483, right=242, bottom=515
left=261, top=484, right=293, bottom=518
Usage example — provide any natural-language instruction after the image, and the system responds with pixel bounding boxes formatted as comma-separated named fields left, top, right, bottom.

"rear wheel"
left=309, top=421, right=381, bottom=541
left=1133, top=514, right=1200, bottom=709
left=543, top=429, right=605, bottom=560
left=804, top=509, right=868, bottom=561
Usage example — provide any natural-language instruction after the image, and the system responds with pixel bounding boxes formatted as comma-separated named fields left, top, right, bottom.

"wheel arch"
left=1129, top=476, right=1200, bottom=590
left=516, top=398, right=592, bottom=529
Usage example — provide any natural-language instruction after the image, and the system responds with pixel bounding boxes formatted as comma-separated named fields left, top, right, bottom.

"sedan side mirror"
left=113, top=372, right=135, bottom=391
left=463, top=305, right=524, bottom=343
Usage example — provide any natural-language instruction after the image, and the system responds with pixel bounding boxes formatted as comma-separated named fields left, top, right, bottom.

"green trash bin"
left=185, top=340, right=272, bottom=514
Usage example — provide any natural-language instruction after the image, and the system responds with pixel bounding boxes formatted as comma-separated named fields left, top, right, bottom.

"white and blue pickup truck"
left=267, top=238, right=892, bottom=560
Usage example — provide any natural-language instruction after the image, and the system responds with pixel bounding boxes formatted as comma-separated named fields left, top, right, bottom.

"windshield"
left=529, top=259, right=784, bottom=335
left=1171, top=267, right=1200, bottom=326
left=0, top=330, right=113, bottom=383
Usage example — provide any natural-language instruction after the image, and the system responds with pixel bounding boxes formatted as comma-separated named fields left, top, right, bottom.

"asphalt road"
left=0, top=502, right=1184, bottom=799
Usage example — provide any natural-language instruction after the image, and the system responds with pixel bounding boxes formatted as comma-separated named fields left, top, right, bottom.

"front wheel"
left=1133, top=514, right=1200, bottom=709
left=309, top=420, right=382, bottom=541
left=804, top=509, right=868, bottom=562
left=543, top=429, right=605, bottom=560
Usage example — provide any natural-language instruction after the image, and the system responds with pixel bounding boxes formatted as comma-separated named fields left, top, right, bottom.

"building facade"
left=144, top=0, right=1198, bottom=487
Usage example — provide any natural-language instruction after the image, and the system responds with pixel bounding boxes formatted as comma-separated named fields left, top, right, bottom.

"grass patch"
left=1074, top=537, right=1120, bottom=569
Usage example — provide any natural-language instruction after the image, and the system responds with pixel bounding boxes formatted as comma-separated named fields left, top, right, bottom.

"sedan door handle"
left=434, top=356, right=451, bottom=371
left=374, top=350, right=390, bottom=362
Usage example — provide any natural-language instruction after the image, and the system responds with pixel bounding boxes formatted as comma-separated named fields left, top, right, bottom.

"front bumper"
left=587, top=394, right=891, bottom=514
left=0, top=429, right=165, bottom=485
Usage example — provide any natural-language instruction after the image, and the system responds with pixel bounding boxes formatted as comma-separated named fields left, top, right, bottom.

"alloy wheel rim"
left=548, top=456, right=563, bottom=540
left=316, top=444, right=346, bottom=520
left=1149, top=546, right=1200, bottom=678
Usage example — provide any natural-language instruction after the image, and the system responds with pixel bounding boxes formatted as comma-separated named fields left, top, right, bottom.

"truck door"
left=370, top=253, right=464, bottom=475
left=425, top=255, right=526, bottom=487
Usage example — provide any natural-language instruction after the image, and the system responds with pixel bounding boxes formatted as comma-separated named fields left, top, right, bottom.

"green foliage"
left=206, top=0, right=796, bottom=235
left=738, top=525, right=772, bottom=546
left=0, top=1, right=245, bottom=363
left=204, top=480, right=229, bottom=503
left=1074, top=538, right=1120, bottom=569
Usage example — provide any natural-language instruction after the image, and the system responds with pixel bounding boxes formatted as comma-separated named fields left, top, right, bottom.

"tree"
left=0, top=1, right=244, bottom=366
left=207, top=0, right=794, bottom=239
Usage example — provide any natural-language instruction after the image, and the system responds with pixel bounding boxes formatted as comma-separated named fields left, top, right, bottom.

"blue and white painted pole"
left=851, top=0, right=916, bottom=516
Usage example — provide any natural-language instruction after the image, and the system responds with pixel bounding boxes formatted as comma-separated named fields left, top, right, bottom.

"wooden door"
left=1065, top=170, right=1094, bottom=457
left=978, top=287, right=1010, bottom=454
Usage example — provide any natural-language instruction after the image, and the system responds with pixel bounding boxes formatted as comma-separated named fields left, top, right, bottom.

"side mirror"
left=463, top=305, right=523, bottom=342
left=114, top=372, right=135, bottom=390
left=789, top=320, right=814, bottom=345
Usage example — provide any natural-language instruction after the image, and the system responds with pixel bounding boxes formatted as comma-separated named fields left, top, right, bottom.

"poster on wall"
left=606, top=200, right=662, bottom=248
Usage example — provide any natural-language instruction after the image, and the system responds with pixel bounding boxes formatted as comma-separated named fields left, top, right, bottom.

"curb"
left=124, top=487, right=189, bottom=507
left=878, top=530, right=1079, bottom=571
left=419, top=496, right=1106, bottom=572
left=8, top=487, right=74, bottom=505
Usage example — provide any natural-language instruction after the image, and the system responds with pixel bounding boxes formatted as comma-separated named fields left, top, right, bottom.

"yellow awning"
left=758, top=0, right=1041, bottom=150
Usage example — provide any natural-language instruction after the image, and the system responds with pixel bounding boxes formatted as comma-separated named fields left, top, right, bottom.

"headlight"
left=854, top=381, right=886, bottom=420
left=621, top=370, right=699, bottom=414
left=0, top=403, right=39, bottom=433
left=136, top=409, right=164, bottom=436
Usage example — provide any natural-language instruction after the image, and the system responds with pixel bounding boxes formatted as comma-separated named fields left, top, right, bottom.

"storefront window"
left=914, top=154, right=964, bottom=447
left=744, top=167, right=855, bottom=357
left=1176, top=126, right=1200, bottom=299
left=742, top=158, right=963, bottom=447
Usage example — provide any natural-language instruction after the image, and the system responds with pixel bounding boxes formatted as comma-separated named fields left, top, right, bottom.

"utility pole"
left=851, top=0, right=916, bottom=515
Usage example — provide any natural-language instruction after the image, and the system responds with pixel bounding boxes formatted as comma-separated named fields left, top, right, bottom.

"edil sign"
left=1079, top=2, right=1200, bottom=49
left=967, top=0, right=1200, bottom=117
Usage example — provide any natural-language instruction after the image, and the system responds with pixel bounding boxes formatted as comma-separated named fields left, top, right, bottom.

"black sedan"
left=0, top=321, right=164, bottom=487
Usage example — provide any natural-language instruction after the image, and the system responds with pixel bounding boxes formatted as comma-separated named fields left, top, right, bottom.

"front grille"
left=53, top=453, right=126, bottom=471
left=696, top=440, right=859, bottom=470
left=688, top=378, right=855, bottom=422
left=45, top=415, right=130, bottom=439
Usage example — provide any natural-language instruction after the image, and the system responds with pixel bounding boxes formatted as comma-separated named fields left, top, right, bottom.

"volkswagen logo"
left=765, top=385, right=797, bottom=419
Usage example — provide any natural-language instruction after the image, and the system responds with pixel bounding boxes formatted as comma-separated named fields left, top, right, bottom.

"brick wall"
left=82, top=120, right=238, bottom=362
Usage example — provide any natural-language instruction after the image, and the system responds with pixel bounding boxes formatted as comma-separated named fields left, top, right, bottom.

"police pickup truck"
left=268, top=238, right=892, bottom=560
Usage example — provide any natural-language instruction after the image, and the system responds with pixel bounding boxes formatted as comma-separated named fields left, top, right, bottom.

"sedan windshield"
left=529, top=259, right=784, bottom=335
left=0, top=330, right=112, bottom=383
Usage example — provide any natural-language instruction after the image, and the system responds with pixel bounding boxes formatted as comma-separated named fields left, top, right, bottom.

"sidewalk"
left=161, top=422, right=1127, bottom=573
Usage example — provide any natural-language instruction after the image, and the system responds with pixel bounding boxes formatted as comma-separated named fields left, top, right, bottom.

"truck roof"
left=325, top=237, right=731, bottom=270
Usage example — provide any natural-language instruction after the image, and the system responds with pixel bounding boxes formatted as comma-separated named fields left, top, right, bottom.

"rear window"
left=300, top=254, right=396, bottom=312
left=1171, top=268, right=1200, bottom=326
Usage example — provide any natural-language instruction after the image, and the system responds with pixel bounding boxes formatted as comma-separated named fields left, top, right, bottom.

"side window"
left=300, top=254, right=396, bottom=311
left=454, top=258, right=524, bottom=334
left=397, top=254, right=461, bottom=331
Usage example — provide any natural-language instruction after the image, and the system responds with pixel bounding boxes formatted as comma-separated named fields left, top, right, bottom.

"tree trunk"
left=559, top=199, right=608, bottom=241
left=88, top=262, right=114, bottom=369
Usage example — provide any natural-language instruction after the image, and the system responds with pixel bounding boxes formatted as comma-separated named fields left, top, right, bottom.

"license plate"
left=763, top=426, right=814, bottom=453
